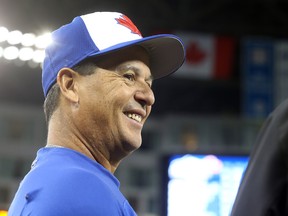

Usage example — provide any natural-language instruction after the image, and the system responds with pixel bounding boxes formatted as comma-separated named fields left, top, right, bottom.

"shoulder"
left=22, top=165, right=125, bottom=215
left=38, top=156, right=118, bottom=198
left=18, top=149, right=127, bottom=215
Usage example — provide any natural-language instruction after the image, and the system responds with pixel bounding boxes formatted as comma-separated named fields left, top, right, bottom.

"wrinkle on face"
left=72, top=46, right=153, bottom=169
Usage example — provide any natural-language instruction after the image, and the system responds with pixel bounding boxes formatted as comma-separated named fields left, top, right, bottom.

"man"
left=8, top=11, right=185, bottom=215
left=230, top=98, right=288, bottom=215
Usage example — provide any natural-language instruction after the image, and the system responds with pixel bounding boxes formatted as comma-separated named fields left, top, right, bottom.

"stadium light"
left=0, top=47, right=3, bottom=58
left=0, top=210, right=8, bottom=216
left=3, top=46, right=19, bottom=60
left=35, top=33, right=52, bottom=49
left=0, top=27, right=9, bottom=42
left=21, top=33, right=36, bottom=47
left=33, top=50, right=45, bottom=63
left=7, top=30, right=22, bottom=45
left=19, top=47, right=34, bottom=61
left=0, top=26, right=51, bottom=67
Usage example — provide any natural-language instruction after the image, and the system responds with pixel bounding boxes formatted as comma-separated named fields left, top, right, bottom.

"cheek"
left=85, top=89, right=127, bottom=115
left=106, top=83, right=133, bottom=104
left=83, top=77, right=133, bottom=110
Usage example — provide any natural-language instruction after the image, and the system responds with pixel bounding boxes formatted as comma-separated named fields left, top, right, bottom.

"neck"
left=47, top=113, right=119, bottom=173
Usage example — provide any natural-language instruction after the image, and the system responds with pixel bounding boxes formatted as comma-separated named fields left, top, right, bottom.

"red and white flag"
left=174, top=32, right=235, bottom=79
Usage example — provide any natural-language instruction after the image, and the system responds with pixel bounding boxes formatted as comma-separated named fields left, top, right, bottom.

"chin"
left=122, top=138, right=142, bottom=153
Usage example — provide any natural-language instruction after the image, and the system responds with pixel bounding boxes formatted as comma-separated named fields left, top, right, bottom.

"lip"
left=123, top=108, right=146, bottom=121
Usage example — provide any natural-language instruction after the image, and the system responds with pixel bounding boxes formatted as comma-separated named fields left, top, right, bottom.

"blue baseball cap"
left=42, top=11, right=185, bottom=97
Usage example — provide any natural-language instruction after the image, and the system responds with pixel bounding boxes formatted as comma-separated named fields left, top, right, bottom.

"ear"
left=57, top=68, right=80, bottom=103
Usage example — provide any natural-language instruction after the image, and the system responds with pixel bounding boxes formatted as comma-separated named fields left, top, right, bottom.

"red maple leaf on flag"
left=186, top=42, right=207, bottom=64
left=116, top=15, right=142, bottom=36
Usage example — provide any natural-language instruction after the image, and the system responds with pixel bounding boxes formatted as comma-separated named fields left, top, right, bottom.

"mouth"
left=124, top=112, right=143, bottom=123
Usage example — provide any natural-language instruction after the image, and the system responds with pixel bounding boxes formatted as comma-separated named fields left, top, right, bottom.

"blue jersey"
left=8, top=147, right=137, bottom=216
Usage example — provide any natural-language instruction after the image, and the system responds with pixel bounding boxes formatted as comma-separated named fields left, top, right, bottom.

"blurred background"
left=1, top=0, right=288, bottom=215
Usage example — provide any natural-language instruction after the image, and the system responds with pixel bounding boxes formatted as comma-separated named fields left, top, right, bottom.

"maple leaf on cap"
left=116, top=15, right=142, bottom=36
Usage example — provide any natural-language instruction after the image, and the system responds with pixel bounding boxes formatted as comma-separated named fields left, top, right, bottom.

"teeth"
left=127, top=113, right=142, bottom=123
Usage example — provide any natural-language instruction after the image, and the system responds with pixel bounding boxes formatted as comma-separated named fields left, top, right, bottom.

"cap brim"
left=87, top=34, right=185, bottom=79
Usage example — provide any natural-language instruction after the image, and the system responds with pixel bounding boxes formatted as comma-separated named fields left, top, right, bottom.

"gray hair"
left=43, top=60, right=98, bottom=124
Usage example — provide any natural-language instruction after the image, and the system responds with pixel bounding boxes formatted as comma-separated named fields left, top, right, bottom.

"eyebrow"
left=118, top=65, right=153, bottom=82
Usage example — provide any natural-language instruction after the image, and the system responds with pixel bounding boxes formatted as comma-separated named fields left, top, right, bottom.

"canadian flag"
left=174, top=32, right=236, bottom=79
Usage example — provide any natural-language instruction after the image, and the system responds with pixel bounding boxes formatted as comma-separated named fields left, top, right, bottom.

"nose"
left=134, top=83, right=155, bottom=108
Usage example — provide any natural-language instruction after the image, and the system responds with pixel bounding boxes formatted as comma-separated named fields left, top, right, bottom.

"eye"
left=123, top=72, right=135, bottom=81
left=146, top=81, right=152, bottom=89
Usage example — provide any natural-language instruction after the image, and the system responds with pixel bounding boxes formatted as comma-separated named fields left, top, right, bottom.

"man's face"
left=75, top=46, right=155, bottom=160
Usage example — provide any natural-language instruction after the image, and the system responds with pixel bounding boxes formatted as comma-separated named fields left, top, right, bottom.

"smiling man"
left=8, top=11, right=185, bottom=215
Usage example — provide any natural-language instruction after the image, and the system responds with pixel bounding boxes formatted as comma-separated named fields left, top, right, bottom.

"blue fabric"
left=8, top=147, right=137, bottom=216
left=42, top=17, right=100, bottom=96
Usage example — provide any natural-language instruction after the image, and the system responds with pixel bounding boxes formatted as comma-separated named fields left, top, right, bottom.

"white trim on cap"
left=81, top=12, right=142, bottom=50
